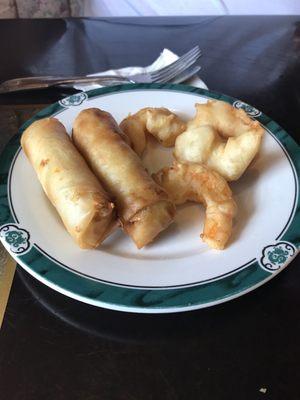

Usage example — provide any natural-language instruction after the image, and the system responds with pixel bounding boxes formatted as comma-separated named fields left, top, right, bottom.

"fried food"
left=73, top=108, right=175, bottom=249
left=21, top=118, right=116, bottom=249
left=153, top=162, right=237, bottom=250
left=192, top=100, right=263, bottom=138
left=120, top=107, right=186, bottom=156
left=174, top=124, right=263, bottom=181
left=174, top=100, right=264, bottom=181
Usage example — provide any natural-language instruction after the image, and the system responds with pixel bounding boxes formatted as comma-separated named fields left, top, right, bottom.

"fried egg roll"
left=21, top=118, right=115, bottom=249
left=73, top=108, right=175, bottom=248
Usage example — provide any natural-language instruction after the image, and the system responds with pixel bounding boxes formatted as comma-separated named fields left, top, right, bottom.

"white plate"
left=0, top=84, right=299, bottom=313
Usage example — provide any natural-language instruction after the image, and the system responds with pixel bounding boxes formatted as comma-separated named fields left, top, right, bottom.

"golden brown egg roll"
left=21, top=118, right=116, bottom=249
left=72, top=108, right=175, bottom=249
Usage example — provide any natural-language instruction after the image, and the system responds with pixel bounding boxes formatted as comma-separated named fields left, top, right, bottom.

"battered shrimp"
left=120, top=107, right=186, bottom=156
left=153, top=162, right=237, bottom=250
left=174, top=101, right=264, bottom=181
left=192, top=100, right=264, bottom=138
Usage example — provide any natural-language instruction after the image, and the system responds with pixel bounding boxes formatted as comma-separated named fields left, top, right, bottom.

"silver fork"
left=128, top=45, right=201, bottom=83
left=0, top=46, right=201, bottom=94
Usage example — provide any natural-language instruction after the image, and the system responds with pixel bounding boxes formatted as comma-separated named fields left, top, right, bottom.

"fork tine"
left=150, top=46, right=201, bottom=80
left=150, top=46, right=200, bottom=79
left=152, top=50, right=201, bottom=83
left=153, top=50, right=201, bottom=83
left=153, top=49, right=201, bottom=83
left=171, top=65, right=201, bottom=84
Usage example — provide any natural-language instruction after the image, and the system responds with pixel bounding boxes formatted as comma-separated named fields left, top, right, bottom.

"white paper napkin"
left=74, top=48, right=207, bottom=91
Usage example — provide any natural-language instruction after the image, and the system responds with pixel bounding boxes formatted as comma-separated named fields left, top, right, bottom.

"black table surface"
left=0, top=16, right=299, bottom=400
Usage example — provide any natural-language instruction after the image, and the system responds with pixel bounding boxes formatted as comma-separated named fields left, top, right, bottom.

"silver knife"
left=0, top=65, right=201, bottom=94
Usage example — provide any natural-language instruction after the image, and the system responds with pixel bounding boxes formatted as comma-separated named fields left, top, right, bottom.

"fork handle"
left=0, top=75, right=131, bottom=93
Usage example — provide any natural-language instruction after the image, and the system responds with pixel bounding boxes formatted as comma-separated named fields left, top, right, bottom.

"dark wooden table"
left=0, top=16, right=299, bottom=400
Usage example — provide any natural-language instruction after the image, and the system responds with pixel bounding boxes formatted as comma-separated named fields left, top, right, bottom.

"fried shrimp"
left=120, top=107, right=186, bottom=156
left=174, top=124, right=263, bottom=181
left=191, top=100, right=264, bottom=138
left=174, top=101, right=264, bottom=181
left=153, top=162, right=237, bottom=250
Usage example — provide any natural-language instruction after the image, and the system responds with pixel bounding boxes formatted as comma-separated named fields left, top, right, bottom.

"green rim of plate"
left=0, top=83, right=299, bottom=313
